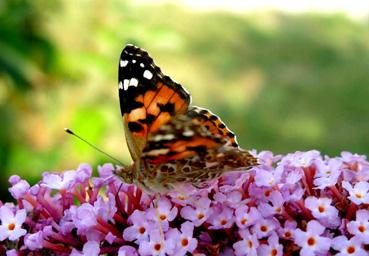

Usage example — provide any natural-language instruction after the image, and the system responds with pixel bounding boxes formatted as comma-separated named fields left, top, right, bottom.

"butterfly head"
left=114, top=164, right=136, bottom=184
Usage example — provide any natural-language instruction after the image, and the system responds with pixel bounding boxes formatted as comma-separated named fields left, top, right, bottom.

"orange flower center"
left=247, top=240, right=253, bottom=248
left=355, top=193, right=362, bottom=199
left=271, top=249, right=278, bottom=256
left=264, top=190, right=271, bottom=197
left=260, top=225, right=268, bottom=232
left=240, top=218, right=247, bottom=225
left=358, top=225, right=365, bottom=233
left=159, top=214, right=167, bottom=221
left=197, top=213, right=205, bottom=220
left=154, top=243, right=161, bottom=251
left=347, top=246, right=356, bottom=254
left=138, top=226, right=146, bottom=234
left=220, top=219, right=227, bottom=225
left=284, top=231, right=292, bottom=238
left=307, top=237, right=316, bottom=246
left=181, top=238, right=189, bottom=247
left=8, top=223, right=15, bottom=231
left=318, top=205, right=325, bottom=213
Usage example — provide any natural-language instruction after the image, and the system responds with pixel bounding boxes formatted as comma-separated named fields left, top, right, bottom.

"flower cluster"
left=1, top=150, right=369, bottom=255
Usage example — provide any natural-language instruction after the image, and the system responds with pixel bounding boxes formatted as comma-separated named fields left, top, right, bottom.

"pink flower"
left=233, top=229, right=259, bottom=256
left=166, top=222, right=197, bottom=256
left=214, top=190, right=246, bottom=209
left=342, top=181, right=369, bottom=205
left=278, top=220, right=297, bottom=240
left=304, top=196, right=339, bottom=227
left=0, top=205, right=27, bottom=241
left=235, top=206, right=260, bottom=229
left=347, top=209, right=369, bottom=243
left=138, top=229, right=174, bottom=256
left=118, top=245, right=138, bottom=256
left=8, top=177, right=30, bottom=200
left=70, top=203, right=97, bottom=235
left=147, top=197, right=178, bottom=230
left=295, top=220, right=331, bottom=256
left=314, top=158, right=342, bottom=189
left=332, top=236, right=366, bottom=256
left=70, top=240, right=100, bottom=256
left=24, top=231, right=43, bottom=250
left=258, top=191, right=284, bottom=217
left=254, top=166, right=282, bottom=187
left=208, top=206, right=234, bottom=230
left=257, top=232, right=283, bottom=256
left=123, top=210, right=151, bottom=244
left=180, top=197, right=211, bottom=227
left=41, top=170, right=77, bottom=190
left=252, top=217, right=279, bottom=239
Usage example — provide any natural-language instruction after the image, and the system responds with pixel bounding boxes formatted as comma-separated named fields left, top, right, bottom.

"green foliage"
left=0, top=1, right=368, bottom=200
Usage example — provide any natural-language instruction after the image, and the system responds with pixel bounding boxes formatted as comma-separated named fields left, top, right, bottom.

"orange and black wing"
left=142, top=106, right=246, bottom=165
left=187, top=106, right=239, bottom=148
left=140, top=110, right=257, bottom=186
left=118, top=45, right=191, bottom=161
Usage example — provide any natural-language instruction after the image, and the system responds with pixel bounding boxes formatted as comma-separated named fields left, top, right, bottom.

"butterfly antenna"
left=64, top=128, right=125, bottom=166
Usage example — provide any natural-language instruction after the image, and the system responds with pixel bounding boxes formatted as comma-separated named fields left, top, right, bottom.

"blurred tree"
left=0, top=0, right=60, bottom=201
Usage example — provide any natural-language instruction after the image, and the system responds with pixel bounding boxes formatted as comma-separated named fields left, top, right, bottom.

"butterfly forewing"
left=118, top=45, right=191, bottom=161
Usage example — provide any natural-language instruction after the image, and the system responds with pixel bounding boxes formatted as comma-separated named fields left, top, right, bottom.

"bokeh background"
left=1, top=0, right=369, bottom=201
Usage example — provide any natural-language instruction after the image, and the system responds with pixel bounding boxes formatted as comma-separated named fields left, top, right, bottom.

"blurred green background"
left=1, top=1, right=369, bottom=200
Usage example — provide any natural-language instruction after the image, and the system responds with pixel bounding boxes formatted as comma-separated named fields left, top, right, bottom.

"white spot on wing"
left=143, top=70, right=153, bottom=80
left=152, top=134, right=175, bottom=141
left=129, top=78, right=139, bottom=87
left=145, top=148, right=170, bottom=156
left=132, top=59, right=136, bottom=63
left=183, top=130, right=194, bottom=137
left=118, top=81, right=123, bottom=89
left=120, top=60, right=128, bottom=67
left=123, top=79, right=129, bottom=90
left=140, top=63, right=145, bottom=67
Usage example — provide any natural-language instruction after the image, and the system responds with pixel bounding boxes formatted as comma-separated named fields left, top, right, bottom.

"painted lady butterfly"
left=115, top=44, right=257, bottom=194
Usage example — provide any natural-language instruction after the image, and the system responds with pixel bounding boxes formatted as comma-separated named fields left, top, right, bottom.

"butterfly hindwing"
left=187, top=106, right=239, bottom=148
left=141, top=113, right=225, bottom=165
left=139, top=109, right=257, bottom=191
left=118, top=45, right=191, bottom=161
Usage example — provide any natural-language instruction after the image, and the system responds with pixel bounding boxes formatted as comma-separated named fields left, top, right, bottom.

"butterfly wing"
left=187, top=106, right=239, bottom=148
left=139, top=107, right=257, bottom=191
left=118, top=45, right=191, bottom=161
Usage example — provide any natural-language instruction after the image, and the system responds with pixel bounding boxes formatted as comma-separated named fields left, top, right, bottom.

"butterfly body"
left=116, top=44, right=257, bottom=194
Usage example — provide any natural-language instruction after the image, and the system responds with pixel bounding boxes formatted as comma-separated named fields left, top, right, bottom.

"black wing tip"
left=121, top=44, right=148, bottom=57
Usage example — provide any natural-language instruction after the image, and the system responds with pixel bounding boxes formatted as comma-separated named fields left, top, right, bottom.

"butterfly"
left=115, top=44, right=257, bottom=194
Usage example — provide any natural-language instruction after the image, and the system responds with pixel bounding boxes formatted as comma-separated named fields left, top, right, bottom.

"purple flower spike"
left=1, top=150, right=369, bottom=255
